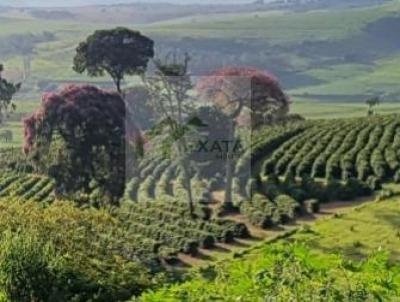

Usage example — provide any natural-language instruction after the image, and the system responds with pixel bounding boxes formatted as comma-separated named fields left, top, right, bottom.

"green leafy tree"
left=0, top=32, right=55, bottom=81
left=73, top=27, right=154, bottom=93
left=0, top=64, right=20, bottom=124
left=144, top=53, right=197, bottom=215
left=366, top=96, right=381, bottom=116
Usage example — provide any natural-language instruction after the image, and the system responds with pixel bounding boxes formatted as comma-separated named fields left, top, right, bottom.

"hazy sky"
left=0, top=0, right=261, bottom=7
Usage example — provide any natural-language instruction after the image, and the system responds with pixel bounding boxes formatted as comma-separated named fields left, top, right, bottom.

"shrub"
left=0, top=232, right=60, bottom=302
left=240, top=201, right=274, bottom=229
left=345, top=178, right=371, bottom=197
left=262, top=181, right=280, bottom=200
left=217, top=220, right=249, bottom=239
left=303, top=199, right=320, bottom=214
left=375, top=189, right=396, bottom=202
left=274, top=194, right=299, bottom=223
left=0, top=199, right=155, bottom=300
left=366, top=176, right=382, bottom=191
left=123, top=177, right=141, bottom=202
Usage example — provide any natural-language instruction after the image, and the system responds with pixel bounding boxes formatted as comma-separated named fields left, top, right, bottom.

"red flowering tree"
left=197, top=66, right=289, bottom=128
left=24, top=85, right=136, bottom=205
left=197, top=66, right=290, bottom=208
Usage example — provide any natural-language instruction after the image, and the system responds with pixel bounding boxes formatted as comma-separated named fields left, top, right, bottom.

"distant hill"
left=0, top=4, right=262, bottom=24
left=0, top=0, right=390, bottom=25
left=0, top=0, right=389, bottom=8
left=0, top=0, right=264, bottom=7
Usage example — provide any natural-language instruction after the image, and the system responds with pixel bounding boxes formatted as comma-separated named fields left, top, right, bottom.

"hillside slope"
left=138, top=198, right=400, bottom=301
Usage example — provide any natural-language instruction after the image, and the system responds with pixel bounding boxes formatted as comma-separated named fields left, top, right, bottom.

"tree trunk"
left=182, top=159, right=195, bottom=217
left=176, top=141, right=195, bottom=217
left=116, top=79, right=122, bottom=95
left=223, top=120, right=235, bottom=209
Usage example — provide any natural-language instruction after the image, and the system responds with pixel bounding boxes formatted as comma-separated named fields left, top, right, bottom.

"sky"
left=0, top=0, right=262, bottom=7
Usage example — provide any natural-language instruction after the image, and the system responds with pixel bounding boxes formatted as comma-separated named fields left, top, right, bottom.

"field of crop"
left=259, top=115, right=400, bottom=183
left=118, top=115, right=400, bottom=242
left=139, top=197, right=400, bottom=301
left=0, top=173, right=54, bottom=203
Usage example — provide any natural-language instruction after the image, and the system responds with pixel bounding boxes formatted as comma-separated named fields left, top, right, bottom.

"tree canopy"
left=23, top=85, right=133, bottom=205
left=0, top=64, right=20, bottom=123
left=73, top=27, right=154, bottom=93
left=197, top=66, right=289, bottom=128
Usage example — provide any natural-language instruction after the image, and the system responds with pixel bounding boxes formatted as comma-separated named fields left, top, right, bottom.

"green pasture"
left=291, top=196, right=400, bottom=261
left=290, top=54, right=400, bottom=97
left=291, top=99, right=400, bottom=119
left=144, top=1, right=400, bottom=42
left=0, top=122, right=24, bottom=149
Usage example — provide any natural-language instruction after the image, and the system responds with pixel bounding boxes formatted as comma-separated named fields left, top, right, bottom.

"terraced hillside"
left=118, top=201, right=249, bottom=262
left=122, top=115, right=400, bottom=240
left=138, top=197, right=400, bottom=301
left=256, top=115, right=400, bottom=182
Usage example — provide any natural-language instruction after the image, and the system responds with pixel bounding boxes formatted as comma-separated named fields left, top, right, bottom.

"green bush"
left=375, top=189, right=396, bottom=202
left=0, top=232, right=60, bottom=302
left=138, top=243, right=400, bottom=301
left=274, top=194, right=299, bottom=223
left=303, top=199, right=320, bottom=214
left=366, top=176, right=382, bottom=191
left=0, top=199, right=155, bottom=301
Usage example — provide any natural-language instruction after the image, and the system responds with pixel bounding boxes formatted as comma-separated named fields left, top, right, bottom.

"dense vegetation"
left=0, top=173, right=54, bottom=203
left=0, top=199, right=161, bottom=301
left=139, top=242, right=400, bottom=301
left=138, top=197, right=400, bottom=301
left=118, top=201, right=249, bottom=259
left=258, top=115, right=400, bottom=183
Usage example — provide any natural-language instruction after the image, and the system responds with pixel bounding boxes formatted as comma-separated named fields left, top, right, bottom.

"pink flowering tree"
left=197, top=66, right=289, bottom=208
left=24, top=85, right=139, bottom=205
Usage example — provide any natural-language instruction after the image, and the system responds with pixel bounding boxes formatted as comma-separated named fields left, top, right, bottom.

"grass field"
left=291, top=99, right=400, bottom=119
left=290, top=54, right=400, bottom=97
left=0, top=122, right=24, bottom=149
left=290, top=197, right=400, bottom=261
left=145, top=1, right=400, bottom=42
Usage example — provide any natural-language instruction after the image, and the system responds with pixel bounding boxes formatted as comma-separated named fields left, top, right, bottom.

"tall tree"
left=197, top=66, right=289, bottom=209
left=1, top=32, right=56, bottom=81
left=23, top=85, right=137, bottom=206
left=144, top=53, right=197, bottom=215
left=0, top=64, right=21, bottom=124
left=73, top=27, right=154, bottom=93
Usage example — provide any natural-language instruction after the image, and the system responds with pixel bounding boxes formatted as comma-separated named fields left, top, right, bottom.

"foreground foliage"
left=138, top=242, right=400, bottom=302
left=0, top=199, right=161, bottom=302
